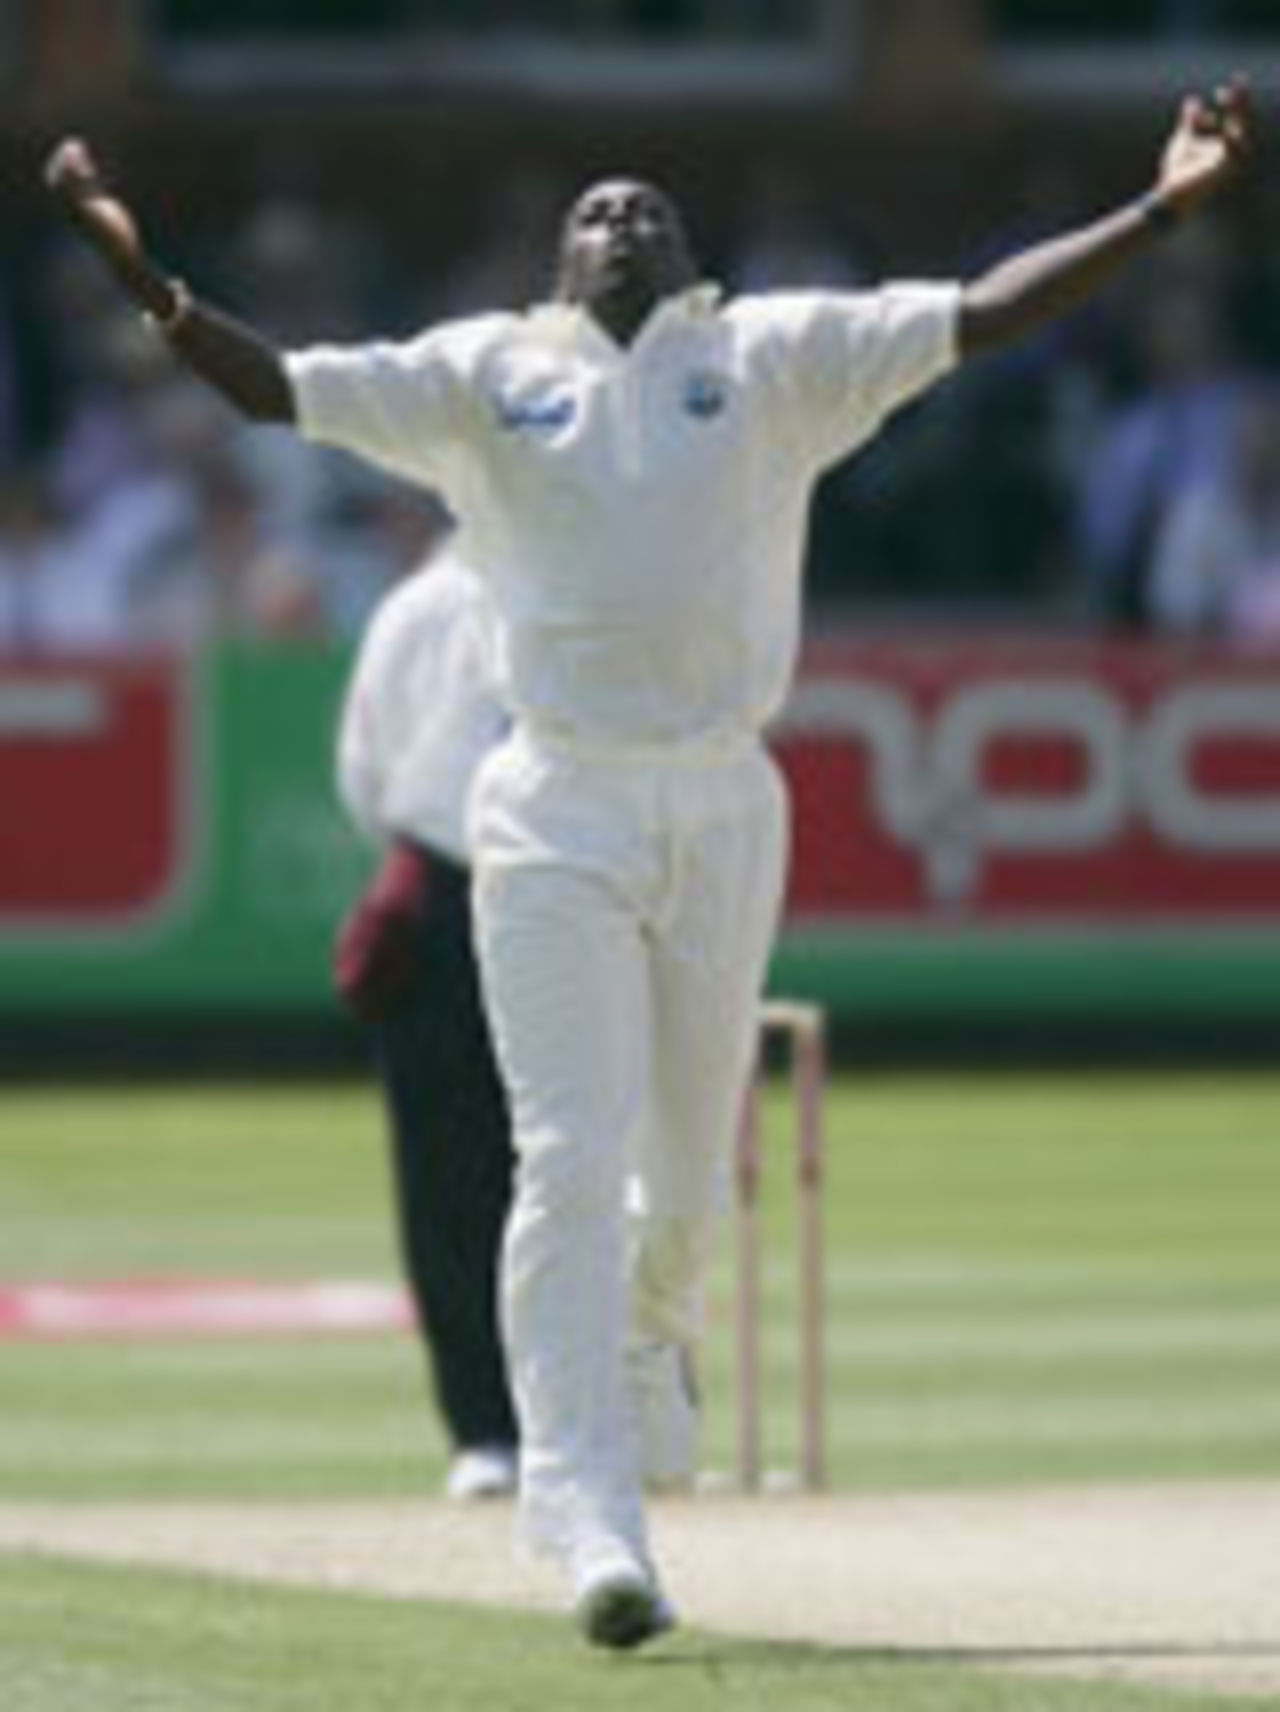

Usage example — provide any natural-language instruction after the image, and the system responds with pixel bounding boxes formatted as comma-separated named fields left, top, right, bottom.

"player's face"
left=556, top=178, right=697, bottom=328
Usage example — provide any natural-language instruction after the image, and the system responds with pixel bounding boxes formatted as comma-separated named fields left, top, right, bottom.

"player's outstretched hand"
left=1155, top=79, right=1254, bottom=217
left=333, top=841, right=431, bottom=1024
left=44, top=137, right=145, bottom=273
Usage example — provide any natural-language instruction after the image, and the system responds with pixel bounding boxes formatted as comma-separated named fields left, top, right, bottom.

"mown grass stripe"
left=708, top=1308, right=1280, bottom=1362
left=701, top=1389, right=1280, bottom=1448
left=716, top=1250, right=1280, bottom=1290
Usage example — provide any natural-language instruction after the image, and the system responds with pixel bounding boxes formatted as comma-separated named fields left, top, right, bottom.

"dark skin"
left=43, top=83, right=1252, bottom=425
left=553, top=177, right=699, bottom=346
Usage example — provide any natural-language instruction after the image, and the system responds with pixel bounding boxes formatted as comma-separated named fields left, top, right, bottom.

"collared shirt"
left=336, top=545, right=506, bottom=863
left=289, top=282, right=959, bottom=749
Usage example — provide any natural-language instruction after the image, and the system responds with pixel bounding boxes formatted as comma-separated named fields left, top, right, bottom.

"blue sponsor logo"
left=683, top=370, right=729, bottom=420
left=495, top=391, right=577, bottom=433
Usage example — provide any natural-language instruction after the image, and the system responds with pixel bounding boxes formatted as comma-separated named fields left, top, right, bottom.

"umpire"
left=333, top=532, right=517, bottom=1500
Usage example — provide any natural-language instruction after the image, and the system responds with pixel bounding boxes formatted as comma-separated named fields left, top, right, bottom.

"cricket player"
left=46, top=81, right=1251, bottom=1648
left=334, top=534, right=518, bottom=1502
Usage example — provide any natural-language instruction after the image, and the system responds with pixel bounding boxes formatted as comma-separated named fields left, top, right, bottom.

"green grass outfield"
left=2, top=1075, right=1279, bottom=1709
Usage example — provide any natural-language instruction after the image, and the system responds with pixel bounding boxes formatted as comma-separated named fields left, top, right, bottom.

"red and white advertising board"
left=0, top=656, right=192, bottom=929
left=777, top=639, right=1280, bottom=928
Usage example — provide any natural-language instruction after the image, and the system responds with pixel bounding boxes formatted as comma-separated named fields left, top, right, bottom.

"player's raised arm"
left=958, top=80, right=1254, bottom=360
left=44, top=137, right=295, bottom=425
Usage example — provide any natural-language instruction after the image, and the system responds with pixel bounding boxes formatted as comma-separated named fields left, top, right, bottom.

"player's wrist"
left=141, top=276, right=195, bottom=339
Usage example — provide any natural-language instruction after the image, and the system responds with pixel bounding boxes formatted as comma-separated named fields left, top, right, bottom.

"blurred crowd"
left=162, top=0, right=803, bottom=41
left=3, top=152, right=1280, bottom=655
left=997, top=1, right=1277, bottom=41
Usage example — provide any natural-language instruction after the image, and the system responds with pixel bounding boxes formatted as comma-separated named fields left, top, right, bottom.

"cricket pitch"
left=1, top=1482, right=1278, bottom=1696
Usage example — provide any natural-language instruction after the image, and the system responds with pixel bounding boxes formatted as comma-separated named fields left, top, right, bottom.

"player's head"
left=555, top=177, right=697, bottom=339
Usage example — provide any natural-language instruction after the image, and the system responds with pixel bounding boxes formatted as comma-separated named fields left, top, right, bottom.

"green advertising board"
left=1, top=648, right=368, bottom=1014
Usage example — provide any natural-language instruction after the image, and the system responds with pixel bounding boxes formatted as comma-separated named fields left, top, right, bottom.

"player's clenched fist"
left=333, top=841, right=432, bottom=1023
left=45, top=137, right=144, bottom=270
left=1154, top=78, right=1254, bottom=217
left=45, top=136, right=100, bottom=199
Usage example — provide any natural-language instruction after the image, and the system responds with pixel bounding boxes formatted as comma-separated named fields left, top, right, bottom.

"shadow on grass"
left=640, top=1632, right=1280, bottom=1673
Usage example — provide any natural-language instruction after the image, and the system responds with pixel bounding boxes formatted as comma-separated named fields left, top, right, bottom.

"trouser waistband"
left=516, top=722, right=760, bottom=768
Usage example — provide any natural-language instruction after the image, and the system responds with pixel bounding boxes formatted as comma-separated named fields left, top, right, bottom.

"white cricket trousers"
left=469, top=726, right=789, bottom=1572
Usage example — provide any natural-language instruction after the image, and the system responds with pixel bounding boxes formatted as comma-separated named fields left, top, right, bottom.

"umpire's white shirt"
left=288, top=282, right=959, bottom=750
left=336, top=546, right=505, bottom=864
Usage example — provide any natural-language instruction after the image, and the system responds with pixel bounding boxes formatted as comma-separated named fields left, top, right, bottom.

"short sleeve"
left=285, top=330, right=468, bottom=492
left=335, top=593, right=406, bottom=841
left=766, top=283, right=961, bottom=473
left=1148, top=486, right=1225, bottom=636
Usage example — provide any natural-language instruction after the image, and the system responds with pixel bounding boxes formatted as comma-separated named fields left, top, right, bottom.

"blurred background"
left=2, top=0, right=1280, bottom=1065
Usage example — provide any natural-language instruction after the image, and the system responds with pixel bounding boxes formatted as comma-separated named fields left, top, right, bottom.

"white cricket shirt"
left=336, top=546, right=506, bottom=863
left=290, top=282, right=959, bottom=749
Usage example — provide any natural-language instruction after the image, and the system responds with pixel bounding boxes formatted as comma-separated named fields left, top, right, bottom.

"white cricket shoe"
left=572, top=1549, right=677, bottom=1651
left=444, top=1445, right=518, bottom=1501
left=625, top=1339, right=700, bottom=1492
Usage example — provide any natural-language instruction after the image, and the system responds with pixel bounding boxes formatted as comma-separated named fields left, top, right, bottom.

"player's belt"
left=516, top=720, right=759, bottom=769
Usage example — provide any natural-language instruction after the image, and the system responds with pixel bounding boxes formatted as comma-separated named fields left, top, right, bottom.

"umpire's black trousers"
left=373, top=846, right=517, bottom=1453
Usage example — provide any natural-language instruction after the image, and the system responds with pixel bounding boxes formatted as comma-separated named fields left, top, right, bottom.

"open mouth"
left=605, top=232, right=644, bottom=265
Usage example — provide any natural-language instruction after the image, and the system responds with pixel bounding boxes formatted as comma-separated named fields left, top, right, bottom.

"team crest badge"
left=683, top=370, right=729, bottom=420
left=495, top=389, right=577, bottom=433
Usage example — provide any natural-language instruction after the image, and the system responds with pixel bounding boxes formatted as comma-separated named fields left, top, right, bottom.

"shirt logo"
left=683, top=370, right=729, bottom=420
left=495, top=390, right=577, bottom=433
